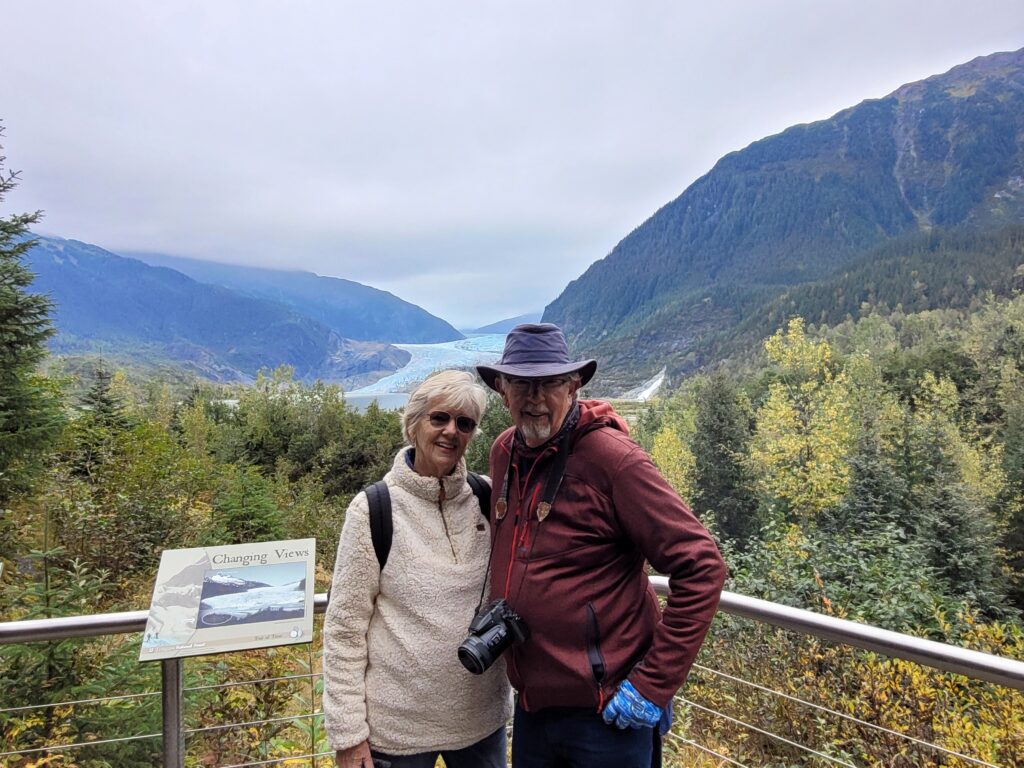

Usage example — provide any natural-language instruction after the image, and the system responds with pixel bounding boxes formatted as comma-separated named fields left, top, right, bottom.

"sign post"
left=161, top=657, right=184, bottom=768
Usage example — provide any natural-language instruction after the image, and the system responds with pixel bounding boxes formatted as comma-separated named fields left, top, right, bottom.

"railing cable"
left=0, top=730, right=159, bottom=759
left=678, top=696, right=857, bottom=768
left=220, top=750, right=334, bottom=768
left=691, top=663, right=1000, bottom=768
left=184, top=671, right=321, bottom=694
left=184, top=710, right=321, bottom=736
left=663, top=730, right=750, bottom=767
left=0, top=688, right=160, bottom=715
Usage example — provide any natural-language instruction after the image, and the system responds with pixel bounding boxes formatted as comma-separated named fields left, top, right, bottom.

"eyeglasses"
left=428, top=411, right=477, bottom=434
left=505, top=377, right=571, bottom=395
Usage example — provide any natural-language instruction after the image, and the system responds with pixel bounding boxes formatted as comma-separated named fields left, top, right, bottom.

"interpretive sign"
left=139, top=538, right=315, bottom=661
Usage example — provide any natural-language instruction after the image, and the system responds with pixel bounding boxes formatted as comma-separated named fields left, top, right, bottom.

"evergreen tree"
left=691, top=373, right=759, bottom=548
left=0, top=126, right=62, bottom=504
left=318, top=401, right=403, bottom=497
left=918, top=457, right=1005, bottom=616
left=823, top=414, right=909, bottom=533
left=816, top=419, right=943, bottom=629
left=1001, top=387, right=1024, bottom=608
left=904, top=377, right=1007, bottom=617
left=211, top=466, right=285, bottom=543
left=67, top=365, right=133, bottom=481
left=81, top=365, right=132, bottom=429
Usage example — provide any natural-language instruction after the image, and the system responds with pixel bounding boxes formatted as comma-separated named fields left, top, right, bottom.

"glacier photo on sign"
left=197, top=563, right=306, bottom=628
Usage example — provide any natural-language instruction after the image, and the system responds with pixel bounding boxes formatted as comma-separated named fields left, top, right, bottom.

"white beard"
left=519, top=420, right=552, bottom=445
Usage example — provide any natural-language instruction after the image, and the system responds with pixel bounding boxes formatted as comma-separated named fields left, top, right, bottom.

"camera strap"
left=481, top=427, right=573, bottom=612
left=495, top=425, right=572, bottom=523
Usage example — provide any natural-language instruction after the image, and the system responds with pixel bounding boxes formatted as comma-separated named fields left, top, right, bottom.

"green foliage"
left=651, top=424, right=695, bottom=501
left=43, top=376, right=206, bottom=585
left=647, top=298, right=1024, bottom=626
left=316, top=400, right=403, bottom=497
left=203, top=367, right=404, bottom=501
left=1002, top=380, right=1024, bottom=605
left=630, top=401, right=664, bottom=453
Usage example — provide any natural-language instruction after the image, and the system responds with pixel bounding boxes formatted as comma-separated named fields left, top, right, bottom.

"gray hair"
left=403, top=370, right=488, bottom=445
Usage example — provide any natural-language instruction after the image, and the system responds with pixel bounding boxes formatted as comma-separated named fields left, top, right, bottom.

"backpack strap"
left=466, top=471, right=491, bottom=519
left=366, top=473, right=489, bottom=572
left=365, top=480, right=392, bottom=570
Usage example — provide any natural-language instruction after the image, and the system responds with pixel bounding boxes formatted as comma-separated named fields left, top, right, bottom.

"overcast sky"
left=2, top=2, right=1023, bottom=328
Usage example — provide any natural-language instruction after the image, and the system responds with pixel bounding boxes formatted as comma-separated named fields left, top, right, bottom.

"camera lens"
left=458, top=599, right=528, bottom=674
left=457, top=635, right=493, bottom=675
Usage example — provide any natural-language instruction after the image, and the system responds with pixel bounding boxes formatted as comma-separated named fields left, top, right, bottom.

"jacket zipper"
left=438, top=480, right=457, bottom=562
left=586, top=603, right=607, bottom=710
left=502, top=444, right=556, bottom=598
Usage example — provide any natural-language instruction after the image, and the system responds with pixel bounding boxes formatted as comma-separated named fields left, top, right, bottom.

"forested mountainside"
left=25, top=235, right=410, bottom=385
left=662, top=226, right=1024, bottom=370
left=131, top=251, right=463, bottom=343
left=545, top=48, right=1024, bottom=391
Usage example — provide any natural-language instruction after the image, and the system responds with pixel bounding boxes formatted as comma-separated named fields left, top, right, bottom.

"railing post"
left=161, top=658, right=184, bottom=768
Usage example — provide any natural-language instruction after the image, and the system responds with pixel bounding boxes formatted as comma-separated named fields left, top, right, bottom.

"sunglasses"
left=428, top=411, right=477, bottom=434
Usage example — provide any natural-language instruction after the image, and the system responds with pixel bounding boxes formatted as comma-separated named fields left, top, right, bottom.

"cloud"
left=3, top=1, right=1023, bottom=327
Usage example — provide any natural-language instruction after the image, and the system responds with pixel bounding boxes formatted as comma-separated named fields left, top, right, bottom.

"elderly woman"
left=323, top=370, right=512, bottom=768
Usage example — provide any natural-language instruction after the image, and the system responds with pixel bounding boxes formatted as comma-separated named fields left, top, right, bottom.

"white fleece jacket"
left=322, top=448, right=512, bottom=755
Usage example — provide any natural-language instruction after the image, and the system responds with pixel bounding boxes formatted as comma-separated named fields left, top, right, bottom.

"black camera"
left=457, top=599, right=529, bottom=674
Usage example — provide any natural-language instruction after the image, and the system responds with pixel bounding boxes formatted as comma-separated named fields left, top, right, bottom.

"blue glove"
left=601, top=680, right=663, bottom=730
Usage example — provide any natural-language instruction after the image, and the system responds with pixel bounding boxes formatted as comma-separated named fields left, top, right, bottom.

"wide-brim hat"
left=476, top=323, right=597, bottom=392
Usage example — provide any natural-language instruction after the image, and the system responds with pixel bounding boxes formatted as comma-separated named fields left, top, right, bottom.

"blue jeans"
left=511, top=705, right=656, bottom=768
left=370, top=726, right=507, bottom=768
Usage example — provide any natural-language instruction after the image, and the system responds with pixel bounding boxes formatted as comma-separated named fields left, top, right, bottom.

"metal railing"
left=2, top=582, right=1023, bottom=767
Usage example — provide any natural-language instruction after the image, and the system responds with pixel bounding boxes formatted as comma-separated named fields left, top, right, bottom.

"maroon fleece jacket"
left=487, top=399, right=726, bottom=711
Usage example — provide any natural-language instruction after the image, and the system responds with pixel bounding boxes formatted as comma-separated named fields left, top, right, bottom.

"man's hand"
left=601, top=679, right=663, bottom=730
left=335, top=740, right=374, bottom=768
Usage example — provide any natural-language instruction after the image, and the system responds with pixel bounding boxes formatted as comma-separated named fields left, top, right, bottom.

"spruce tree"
left=691, top=373, right=759, bottom=549
left=816, top=420, right=942, bottom=629
left=823, top=416, right=908, bottom=533
left=1002, top=392, right=1024, bottom=608
left=918, top=461, right=1004, bottom=617
left=0, top=125, right=62, bottom=505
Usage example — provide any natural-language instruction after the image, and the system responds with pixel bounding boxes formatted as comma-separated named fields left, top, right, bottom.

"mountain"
left=25, top=235, right=410, bottom=386
left=467, top=312, right=543, bottom=334
left=544, top=48, right=1024, bottom=391
left=128, top=251, right=463, bottom=344
left=200, top=573, right=273, bottom=598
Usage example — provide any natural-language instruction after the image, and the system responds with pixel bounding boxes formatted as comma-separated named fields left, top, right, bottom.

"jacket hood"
left=575, top=399, right=630, bottom=439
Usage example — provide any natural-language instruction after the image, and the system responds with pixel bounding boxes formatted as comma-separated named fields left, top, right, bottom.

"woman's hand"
left=335, top=740, right=374, bottom=768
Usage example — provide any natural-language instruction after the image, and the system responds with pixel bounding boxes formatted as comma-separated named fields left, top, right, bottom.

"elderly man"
left=476, top=323, right=726, bottom=768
